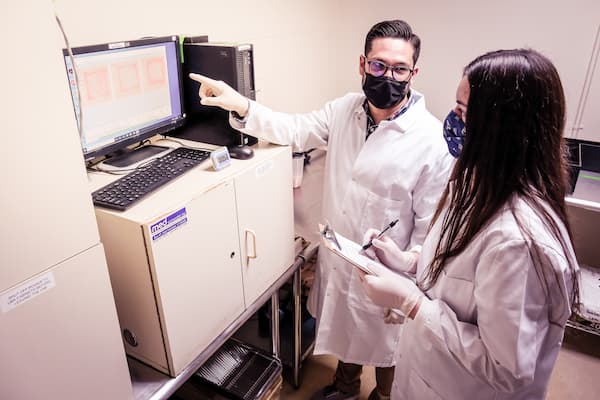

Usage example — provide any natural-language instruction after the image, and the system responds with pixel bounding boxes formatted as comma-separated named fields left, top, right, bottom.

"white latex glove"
left=362, top=228, right=419, bottom=274
left=383, top=308, right=405, bottom=324
left=188, top=73, right=249, bottom=116
left=359, top=262, right=424, bottom=319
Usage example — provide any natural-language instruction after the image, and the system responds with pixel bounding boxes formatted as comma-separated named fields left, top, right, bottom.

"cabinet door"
left=144, top=181, right=244, bottom=375
left=0, top=244, right=132, bottom=400
left=235, top=149, right=295, bottom=306
left=1, top=0, right=100, bottom=292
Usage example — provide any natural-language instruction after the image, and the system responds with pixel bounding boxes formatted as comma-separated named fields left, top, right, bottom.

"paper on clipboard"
left=319, top=223, right=383, bottom=275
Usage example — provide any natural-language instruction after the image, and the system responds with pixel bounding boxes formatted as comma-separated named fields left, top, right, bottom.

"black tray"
left=192, top=338, right=282, bottom=400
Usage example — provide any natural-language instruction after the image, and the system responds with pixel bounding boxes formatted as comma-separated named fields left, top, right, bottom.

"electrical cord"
left=86, top=140, right=211, bottom=175
left=86, top=156, right=157, bottom=175
left=54, top=11, right=83, bottom=138
left=156, top=136, right=214, bottom=152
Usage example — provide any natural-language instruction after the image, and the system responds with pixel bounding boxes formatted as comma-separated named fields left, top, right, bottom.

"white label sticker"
left=1, top=272, right=56, bottom=313
left=255, top=160, right=274, bottom=178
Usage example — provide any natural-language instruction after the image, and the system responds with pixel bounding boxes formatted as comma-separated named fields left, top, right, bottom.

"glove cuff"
left=398, top=291, right=423, bottom=319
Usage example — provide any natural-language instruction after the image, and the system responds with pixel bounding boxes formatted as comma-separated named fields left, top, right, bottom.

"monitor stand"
left=103, top=144, right=170, bottom=168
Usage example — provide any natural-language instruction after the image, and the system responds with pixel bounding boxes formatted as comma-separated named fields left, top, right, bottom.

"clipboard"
left=319, top=223, right=383, bottom=275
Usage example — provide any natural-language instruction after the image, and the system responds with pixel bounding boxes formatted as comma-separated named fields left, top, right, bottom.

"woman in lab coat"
left=190, top=20, right=452, bottom=400
left=360, top=48, right=580, bottom=399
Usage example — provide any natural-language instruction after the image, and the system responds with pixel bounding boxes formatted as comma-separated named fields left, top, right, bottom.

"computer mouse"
left=228, top=145, right=254, bottom=160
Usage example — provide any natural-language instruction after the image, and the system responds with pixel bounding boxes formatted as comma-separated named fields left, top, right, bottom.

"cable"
left=86, top=149, right=166, bottom=175
left=87, top=158, right=155, bottom=175
left=156, top=136, right=214, bottom=152
left=54, top=11, right=83, bottom=139
left=86, top=143, right=209, bottom=175
left=134, top=139, right=152, bottom=149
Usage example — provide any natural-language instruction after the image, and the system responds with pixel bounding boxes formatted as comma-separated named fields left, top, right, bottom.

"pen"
left=362, top=219, right=399, bottom=251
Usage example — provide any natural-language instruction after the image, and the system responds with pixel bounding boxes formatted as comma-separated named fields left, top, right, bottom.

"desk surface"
left=87, top=139, right=290, bottom=223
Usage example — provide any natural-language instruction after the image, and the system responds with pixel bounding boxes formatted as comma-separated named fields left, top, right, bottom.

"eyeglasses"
left=366, top=59, right=414, bottom=81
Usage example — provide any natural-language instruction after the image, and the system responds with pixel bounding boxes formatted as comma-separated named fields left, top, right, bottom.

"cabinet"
left=90, top=142, right=295, bottom=377
left=1, top=245, right=133, bottom=399
left=1, top=2, right=132, bottom=399
left=566, top=198, right=600, bottom=335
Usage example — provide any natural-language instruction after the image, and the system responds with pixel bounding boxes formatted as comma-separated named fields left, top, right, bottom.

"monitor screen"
left=63, top=36, right=185, bottom=165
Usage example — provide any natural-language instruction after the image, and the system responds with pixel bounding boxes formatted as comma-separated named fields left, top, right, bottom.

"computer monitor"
left=63, top=36, right=185, bottom=166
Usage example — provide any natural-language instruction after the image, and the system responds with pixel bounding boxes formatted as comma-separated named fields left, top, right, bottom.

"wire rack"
left=193, top=338, right=282, bottom=400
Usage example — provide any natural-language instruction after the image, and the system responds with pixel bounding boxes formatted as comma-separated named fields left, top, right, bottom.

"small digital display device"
left=210, top=146, right=231, bottom=171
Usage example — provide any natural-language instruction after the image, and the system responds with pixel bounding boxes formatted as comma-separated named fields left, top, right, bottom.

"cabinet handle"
left=245, top=229, right=257, bottom=264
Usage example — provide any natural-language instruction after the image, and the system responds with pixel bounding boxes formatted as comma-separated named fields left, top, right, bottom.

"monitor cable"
left=157, top=136, right=214, bottom=152
left=87, top=157, right=158, bottom=176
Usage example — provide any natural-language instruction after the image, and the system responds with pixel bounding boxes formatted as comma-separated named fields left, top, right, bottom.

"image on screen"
left=63, top=36, right=185, bottom=165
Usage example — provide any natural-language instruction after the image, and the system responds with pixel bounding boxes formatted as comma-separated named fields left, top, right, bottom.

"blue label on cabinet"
left=150, top=208, right=187, bottom=241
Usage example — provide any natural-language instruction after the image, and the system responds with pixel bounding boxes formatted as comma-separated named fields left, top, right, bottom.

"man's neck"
left=368, top=95, right=408, bottom=124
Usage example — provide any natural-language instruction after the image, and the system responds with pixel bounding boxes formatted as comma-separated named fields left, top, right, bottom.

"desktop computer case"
left=183, top=42, right=256, bottom=106
left=172, top=42, right=258, bottom=147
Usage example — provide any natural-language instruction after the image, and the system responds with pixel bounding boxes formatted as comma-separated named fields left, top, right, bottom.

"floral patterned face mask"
left=443, top=110, right=466, bottom=158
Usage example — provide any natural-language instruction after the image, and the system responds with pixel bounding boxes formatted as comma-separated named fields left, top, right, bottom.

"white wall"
left=394, top=0, right=600, bottom=141
left=53, top=0, right=600, bottom=140
left=52, top=0, right=363, bottom=112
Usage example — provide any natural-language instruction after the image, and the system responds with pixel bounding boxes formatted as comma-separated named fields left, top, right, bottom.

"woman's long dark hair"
left=422, top=49, right=578, bottom=316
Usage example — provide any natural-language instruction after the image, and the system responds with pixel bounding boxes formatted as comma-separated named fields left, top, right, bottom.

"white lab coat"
left=231, top=91, right=452, bottom=365
left=391, top=196, right=577, bottom=399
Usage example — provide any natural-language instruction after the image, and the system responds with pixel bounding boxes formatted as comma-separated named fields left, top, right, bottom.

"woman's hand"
left=359, top=262, right=424, bottom=319
left=362, top=228, right=419, bottom=274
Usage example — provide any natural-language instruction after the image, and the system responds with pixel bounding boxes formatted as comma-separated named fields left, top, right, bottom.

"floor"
left=280, top=327, right=600, bottom=400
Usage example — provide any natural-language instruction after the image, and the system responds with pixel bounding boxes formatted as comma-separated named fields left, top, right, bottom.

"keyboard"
left=92, top=147, right=210, bottom=211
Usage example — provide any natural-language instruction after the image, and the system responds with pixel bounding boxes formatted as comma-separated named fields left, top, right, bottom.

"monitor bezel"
left=63, top=35, right=186, bottom=164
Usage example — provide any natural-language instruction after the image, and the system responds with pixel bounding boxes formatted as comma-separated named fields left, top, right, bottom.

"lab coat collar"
left=355, top=89, right=427, bottom=134
left=392, top=89, right=427, bottom=134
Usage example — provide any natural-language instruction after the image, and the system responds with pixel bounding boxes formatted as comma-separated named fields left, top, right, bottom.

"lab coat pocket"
left=407, top=369, right=442, bottom=400
left=360, top=191, right=412, bottom=249
left=437, top=271, right=476, bottom=322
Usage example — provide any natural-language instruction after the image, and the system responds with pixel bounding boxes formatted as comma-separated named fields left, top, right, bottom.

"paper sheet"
left=319, top=223, right=383, bottom=275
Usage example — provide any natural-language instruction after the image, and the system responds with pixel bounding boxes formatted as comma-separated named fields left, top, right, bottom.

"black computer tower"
left=173, top=42, right=258, bottom=147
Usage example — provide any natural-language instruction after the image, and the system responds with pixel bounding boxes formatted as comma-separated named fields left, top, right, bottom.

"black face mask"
left=362, top=73, right=409, bottom=109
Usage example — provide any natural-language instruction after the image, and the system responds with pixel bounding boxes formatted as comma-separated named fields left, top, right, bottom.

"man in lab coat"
left=190, top=20, right=452, bottom=400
